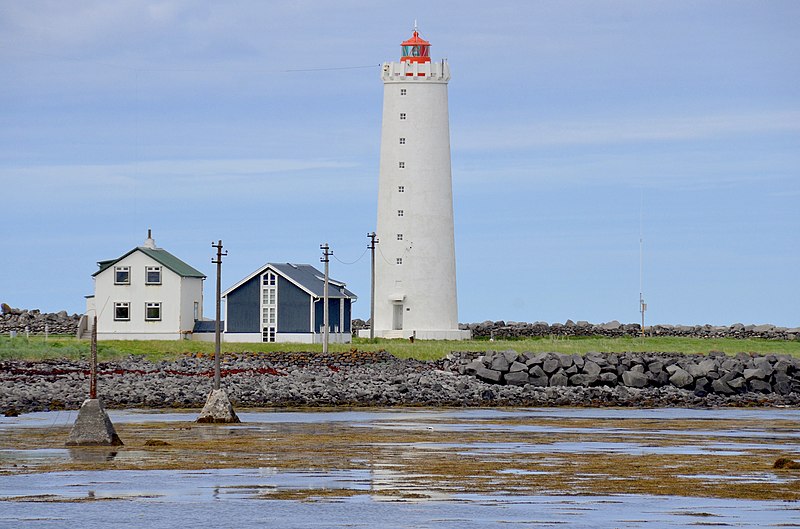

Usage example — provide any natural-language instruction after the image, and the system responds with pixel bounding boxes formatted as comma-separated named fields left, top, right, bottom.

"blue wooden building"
left=222, top=263, right=356, bottom=343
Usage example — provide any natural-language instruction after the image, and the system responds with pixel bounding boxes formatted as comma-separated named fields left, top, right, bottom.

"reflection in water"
left=68, top=448, right=118, bottom=463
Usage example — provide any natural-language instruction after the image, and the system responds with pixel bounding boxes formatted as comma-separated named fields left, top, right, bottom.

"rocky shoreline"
left=2, top=350, right=798, bottom=415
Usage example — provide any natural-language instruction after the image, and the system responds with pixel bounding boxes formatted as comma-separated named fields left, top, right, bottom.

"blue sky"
left=1, top=1, right=798, bottom=326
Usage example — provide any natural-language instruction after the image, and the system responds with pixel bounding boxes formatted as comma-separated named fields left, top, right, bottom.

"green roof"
left=93, top=247, right=206, bottom=279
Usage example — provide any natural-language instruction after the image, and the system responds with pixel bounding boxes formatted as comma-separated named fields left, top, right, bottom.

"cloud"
left=0, top=157, right=363, bottom=200
left=453, top=110, right=800, bottom=151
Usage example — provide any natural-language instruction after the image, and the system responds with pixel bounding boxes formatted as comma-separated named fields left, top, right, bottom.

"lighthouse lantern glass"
left=402, top=44, right=429, bottom=58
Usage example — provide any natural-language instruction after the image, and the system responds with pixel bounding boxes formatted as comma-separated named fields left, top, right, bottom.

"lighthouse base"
left=359, top=329, right=472, bottom=341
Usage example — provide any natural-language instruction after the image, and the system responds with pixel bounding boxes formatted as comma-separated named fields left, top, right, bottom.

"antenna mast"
left=639, top=191, right=646, bottom=337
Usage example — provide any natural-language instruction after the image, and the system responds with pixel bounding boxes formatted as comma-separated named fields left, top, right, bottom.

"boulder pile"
left=446, top=350, right=800, bottom=395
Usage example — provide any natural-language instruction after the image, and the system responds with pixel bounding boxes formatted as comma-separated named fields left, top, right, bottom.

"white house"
left=84, top=231, right=206, bottom=340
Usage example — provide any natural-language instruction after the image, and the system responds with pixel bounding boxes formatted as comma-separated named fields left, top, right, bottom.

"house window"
left=114, top=302, right=130, bottom=321
left=400, top=113, right=406, bottom=120
left=114, top=266, right=130, bottom=285
left=261, top=272, right=278, bottom=340
left=398, top=185, right=405, bottom=192
left=145, top=302, right=161, bottom=321
left=398, top=161, right=405, bottom=169
left=193, top=301, right=199, bottom=321
left=399, top=137, right=405, bottom=145
left=396, top=258, right=403, bottom=265
left=145, top=266, right=161, bottom=285
left=397, top=210, right=404, bottom=217
left=400, top=88, right=406, bottom=95
left=397, top=234, right=403, bottom=241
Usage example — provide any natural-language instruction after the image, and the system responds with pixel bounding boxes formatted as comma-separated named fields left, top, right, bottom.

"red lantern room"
left=401, top=27, right=431, bottom=64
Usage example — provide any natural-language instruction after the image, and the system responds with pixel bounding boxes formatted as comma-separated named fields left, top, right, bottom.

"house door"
left=392, top=303, right=403, bottom=331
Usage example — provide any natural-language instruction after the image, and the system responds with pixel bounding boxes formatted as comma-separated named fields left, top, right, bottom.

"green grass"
left=1, top=334, right=798, bottom=362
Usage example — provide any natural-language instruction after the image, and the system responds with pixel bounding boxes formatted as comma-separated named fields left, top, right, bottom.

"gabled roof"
left=222, top=262, right=356, bottom=300
left=93, top=247, right=206, bottom=279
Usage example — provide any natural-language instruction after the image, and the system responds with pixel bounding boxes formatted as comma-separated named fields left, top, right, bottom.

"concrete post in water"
left=67, top=316, right=123, bottom=446
left=66, top=399, right=123, bottom=446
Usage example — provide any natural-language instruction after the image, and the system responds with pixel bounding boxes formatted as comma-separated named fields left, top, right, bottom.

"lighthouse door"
left=392, top=303, right=403, bottom=330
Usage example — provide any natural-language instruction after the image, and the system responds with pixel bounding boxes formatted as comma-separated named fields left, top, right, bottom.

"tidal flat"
left=1, top=408, right=799, bottom=528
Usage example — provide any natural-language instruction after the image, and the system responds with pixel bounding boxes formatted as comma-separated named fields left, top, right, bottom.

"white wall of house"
left=179, top=276, right=203, bottom=332
left=93, top=250, right=201, bottom=340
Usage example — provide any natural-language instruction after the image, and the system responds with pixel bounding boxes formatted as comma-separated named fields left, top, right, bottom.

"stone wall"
left=459, top=320, right=800, bottom=341
left=0, top=305, right=81, bottom=335
left=445, top=350, right=800, bottom=396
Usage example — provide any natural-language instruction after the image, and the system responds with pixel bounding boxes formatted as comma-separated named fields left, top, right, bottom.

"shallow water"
left=1, top=407, right=799, bottom=528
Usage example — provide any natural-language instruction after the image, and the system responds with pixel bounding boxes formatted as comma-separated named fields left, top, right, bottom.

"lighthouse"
left=371, top=27, right=470, bottom=340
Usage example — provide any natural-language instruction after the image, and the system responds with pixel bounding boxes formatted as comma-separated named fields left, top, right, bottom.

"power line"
left=332, top=247, right=368, bottom=265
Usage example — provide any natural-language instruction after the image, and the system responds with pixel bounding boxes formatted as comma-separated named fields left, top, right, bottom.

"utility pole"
left=90, top=315, right=97, bottom=399
left=212, top=240, right=227, bottom=390
left=320, top=243, right=332, bottom=354
left=639, top=230, right=646, bottom=338
left=367, top=232, right=378, bottom=340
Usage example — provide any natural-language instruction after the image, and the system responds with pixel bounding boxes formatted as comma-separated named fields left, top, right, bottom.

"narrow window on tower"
left=396, top=258, right=403, bottom=265
left=399, top=137, right=406, bottom=145
left=400, top=88, right=407, bottom=96
left=400, top=113, right=406, bottom=120
left=397, top=234, right=403, bottom=241
left=397, top=210, right=404, bottom=217
left=398, top=161, right=405, bottom=169
left=398, top=186, right=405, bottom=193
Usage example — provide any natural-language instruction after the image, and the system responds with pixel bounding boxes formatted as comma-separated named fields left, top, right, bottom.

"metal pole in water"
left=212, top=240, right=227, bottom=391
left=90, top=315, right=97, bottom=399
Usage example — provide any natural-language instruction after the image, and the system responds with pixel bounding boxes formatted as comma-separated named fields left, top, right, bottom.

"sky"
left=1, top=1, right=798, bottom=327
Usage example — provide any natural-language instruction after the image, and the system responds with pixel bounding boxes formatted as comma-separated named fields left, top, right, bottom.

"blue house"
left=222, top=263, right=357, bottom=343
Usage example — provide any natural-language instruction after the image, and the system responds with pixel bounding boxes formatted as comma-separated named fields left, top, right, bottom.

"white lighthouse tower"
left=371, top=27, right=470, bottom=340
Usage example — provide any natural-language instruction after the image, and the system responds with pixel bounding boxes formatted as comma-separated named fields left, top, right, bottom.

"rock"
left=504, top=371, right=530, bottom=386
left=582, top=360, right=601, bottom=378
left=748, top=380, right=772, bottom=393
left=528, top=365, right=547, bottom=378
left=711, top=378, right=735, bottom=395
left=599, top=320, right=621, bottom=331
left=753, top=357, right=774, bottom=377
left=66, top=399, right=123, bottom=446
left=743, top=368, right=767, bottom=381
left=542, top=357, right=560, bottom=374
left=508, top=361, right=527, bottom=373
left=774, top=457, right=800, bottom=469
left=475, top=367, right=503, bottom=384
left=569, top=373, right=597, bottom=387
left=599, top=372, right=618, bottom=386
left=490, top=354, right=511, bottom=373
left=196, top=389, right=240, bottom=423
left=464, top=360, right=483, bottom=376
left=549, top=371, right=568, bottom=387
left=621, top=371, right=648, bottom=388
left=669, top=367, right=694, bottom=388
left=144, top=439, right=171, bottom=446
